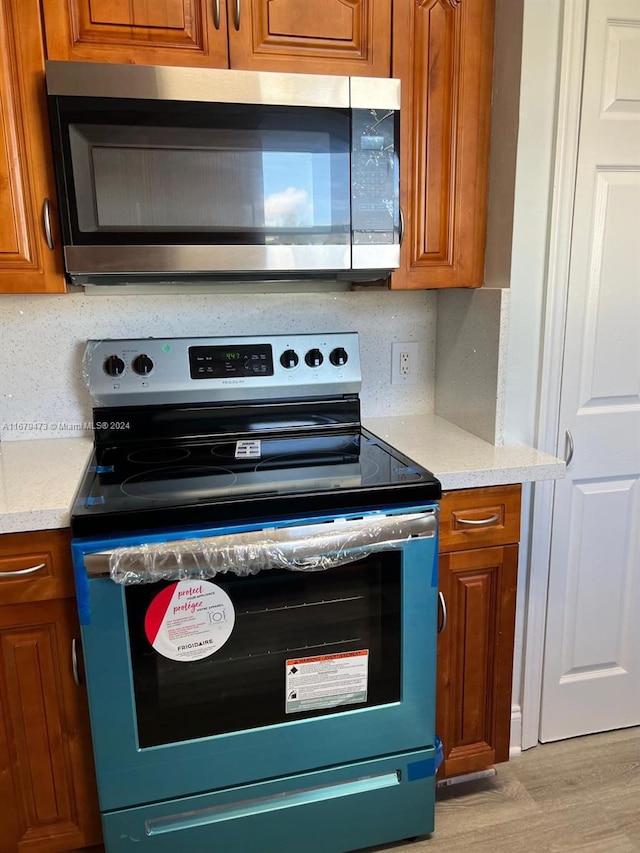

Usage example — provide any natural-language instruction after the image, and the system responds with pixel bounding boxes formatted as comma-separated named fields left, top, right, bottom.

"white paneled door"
left=540, top=0, right=640, bottom=741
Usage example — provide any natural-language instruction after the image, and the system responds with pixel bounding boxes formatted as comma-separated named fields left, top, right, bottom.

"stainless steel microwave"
left=45, top=61, right=400, bottom=287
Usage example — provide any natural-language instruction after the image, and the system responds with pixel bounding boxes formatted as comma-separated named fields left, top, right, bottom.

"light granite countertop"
left=0, top=438, right=93, bottom=535
left=364, top=414, right=565, bottom=489
left=0, top=418, right=564, bottom=535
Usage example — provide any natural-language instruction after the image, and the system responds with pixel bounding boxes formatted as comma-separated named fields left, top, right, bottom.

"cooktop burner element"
left=72, top=333, right=441, bottom=536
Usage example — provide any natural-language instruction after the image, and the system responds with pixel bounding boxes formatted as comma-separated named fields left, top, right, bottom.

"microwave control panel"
left=351, top=109, right=398, bottom=245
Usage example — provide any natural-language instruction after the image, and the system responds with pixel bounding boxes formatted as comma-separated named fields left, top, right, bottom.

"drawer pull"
left=456, top=514, right=500, bottom=527
left=438, top=591, right=447, bottom=633
left=1, top=562, right=46, bottom=578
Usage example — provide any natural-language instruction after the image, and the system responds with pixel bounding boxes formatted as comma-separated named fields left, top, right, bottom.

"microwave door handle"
left=213, top=0, right=220, bottom=28
left=233, top=0, right=241, bottom=30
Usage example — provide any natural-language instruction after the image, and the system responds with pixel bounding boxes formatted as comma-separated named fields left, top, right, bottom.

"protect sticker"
left=144, top=580, right=235, bottom=662
left=285, top=650, right=369, bottom=714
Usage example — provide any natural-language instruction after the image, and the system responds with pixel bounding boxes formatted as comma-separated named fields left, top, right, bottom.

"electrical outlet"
left=391, top=342, right=419, bottom=385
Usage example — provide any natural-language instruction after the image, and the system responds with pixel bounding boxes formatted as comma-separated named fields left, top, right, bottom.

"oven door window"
left=125, top=555, right=401, bottom=748
left=52, top=98, right=350, bottom=247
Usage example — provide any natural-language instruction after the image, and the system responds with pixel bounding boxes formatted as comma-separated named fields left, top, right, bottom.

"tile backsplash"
left=0, top=290, right=436, bottom=441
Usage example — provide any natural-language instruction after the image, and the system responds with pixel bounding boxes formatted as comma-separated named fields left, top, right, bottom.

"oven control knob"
left=329, top=347, right=348, bottom=367
left=304, top=348, right=323, bottom=368
left=280, top=349, right=299, bottom=369
left=103, top=355, right=125, bottom=377
left=132, top=354, right=154, bottom=375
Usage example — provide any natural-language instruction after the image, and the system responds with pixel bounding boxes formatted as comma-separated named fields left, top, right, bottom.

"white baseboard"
left=510, top=704, right=523, bottom=756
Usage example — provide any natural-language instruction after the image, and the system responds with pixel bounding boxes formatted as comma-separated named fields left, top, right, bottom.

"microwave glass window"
left=125, top=556, right=402, bottom=748
left=58, top=102, right=350, bottom=246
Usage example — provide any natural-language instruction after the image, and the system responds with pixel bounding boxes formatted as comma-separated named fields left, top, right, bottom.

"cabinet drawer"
left=0, top=529, right=74, bottom=603
left=439, top=485, right=521, bottom=552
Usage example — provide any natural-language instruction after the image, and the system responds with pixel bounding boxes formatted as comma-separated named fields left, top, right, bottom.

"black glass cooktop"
left=71, top=427, right=441, bottom=537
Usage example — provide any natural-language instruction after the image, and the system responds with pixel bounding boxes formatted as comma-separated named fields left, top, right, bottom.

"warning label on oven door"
left=285, top=650, right=369, bottom=714
left=144, top=580, right=235, bottom=662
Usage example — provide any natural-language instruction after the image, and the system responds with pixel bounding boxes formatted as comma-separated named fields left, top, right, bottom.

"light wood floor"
left=368, top=726, right=640, bottom=853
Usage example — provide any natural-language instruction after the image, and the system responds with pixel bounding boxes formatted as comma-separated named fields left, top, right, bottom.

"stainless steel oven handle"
left=84, top=511, right=438, bottom=578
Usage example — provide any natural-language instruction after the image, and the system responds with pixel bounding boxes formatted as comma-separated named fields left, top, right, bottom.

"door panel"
left=390, top=0, right=494, bottom=289
left=0, top=0, right=64, bottom=293
left=228, top=0, right=391, bottom=76
left=541, top=0, right=640, bottom=741
left=0, top=598, right=101, bottom=851
left=42, top=0, right=229, bottom=67
left=437, top=544, right=518, bottom=778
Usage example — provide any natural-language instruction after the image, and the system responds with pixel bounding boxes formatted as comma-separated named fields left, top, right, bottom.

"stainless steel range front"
left=71, top=333, right=440, bottom=853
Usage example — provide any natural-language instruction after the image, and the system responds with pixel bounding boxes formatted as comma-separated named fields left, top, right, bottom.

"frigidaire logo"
left=221, top=379, right=245, bottom=385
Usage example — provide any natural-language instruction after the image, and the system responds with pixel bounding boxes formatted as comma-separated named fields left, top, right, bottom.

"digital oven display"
left=189, top=344, right=274, bottom=379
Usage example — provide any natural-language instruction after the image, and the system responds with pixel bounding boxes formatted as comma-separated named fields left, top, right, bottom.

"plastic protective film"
left=104, top=512, right=437, bottom=585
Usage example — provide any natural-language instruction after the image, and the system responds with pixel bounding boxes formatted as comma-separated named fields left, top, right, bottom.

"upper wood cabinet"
left=41, top=0, right=392, bottom=76
left=228, top=0, right=391, bottom=75
left=0, top=0, right=65, bottom=293
left=391, top=0, right=494, bottom=289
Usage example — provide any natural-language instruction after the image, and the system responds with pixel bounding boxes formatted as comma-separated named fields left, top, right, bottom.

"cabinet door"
left=42, top=0, right=229, bottom=67
left=0, top=0, right=65, bottom=293
left=0, top=598, right=101, bottom=852
left=436, top=544, right=518, bottom=779
left=228, top=0, right=391, bottom=76
left=391, top=0, right=494, bottom=289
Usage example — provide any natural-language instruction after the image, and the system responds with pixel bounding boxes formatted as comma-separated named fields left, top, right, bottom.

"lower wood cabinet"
left=436, top=485, right=521, bottom=780
left=0, top=530, right=101, bottom=853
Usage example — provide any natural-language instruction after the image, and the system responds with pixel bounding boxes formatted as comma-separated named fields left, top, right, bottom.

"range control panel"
left=85, top=333, right=361, bottom=407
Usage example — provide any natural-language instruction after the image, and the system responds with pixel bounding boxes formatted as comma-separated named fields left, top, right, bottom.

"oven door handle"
left=83, top=510, right=438, bottom=580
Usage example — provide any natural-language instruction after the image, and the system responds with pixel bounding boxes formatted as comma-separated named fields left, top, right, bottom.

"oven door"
left=72, top=507, right=438, bottom=813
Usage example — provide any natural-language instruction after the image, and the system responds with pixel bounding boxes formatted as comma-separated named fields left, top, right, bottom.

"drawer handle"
left=437, top=591, right=447, bottom=633
left=1, top=561, right=46, bottom=578
left=456, top=514, right=500, bottom=527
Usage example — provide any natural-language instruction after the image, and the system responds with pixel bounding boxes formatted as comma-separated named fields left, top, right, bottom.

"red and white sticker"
left=144, top=580, right=235, bottom=662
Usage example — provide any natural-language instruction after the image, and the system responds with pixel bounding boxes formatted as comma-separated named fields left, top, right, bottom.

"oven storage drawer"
left=102, top=748, right=436, bottom=853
